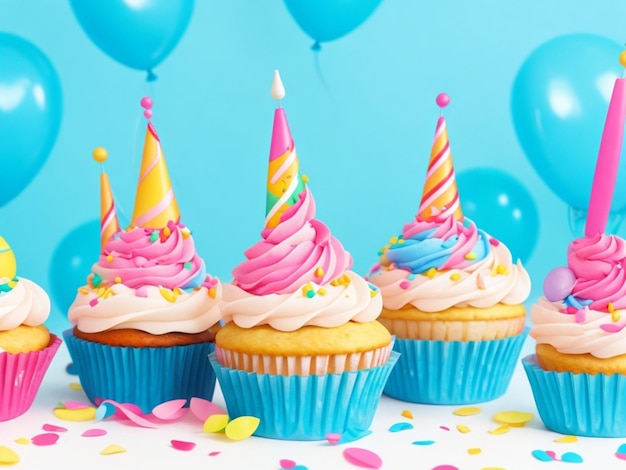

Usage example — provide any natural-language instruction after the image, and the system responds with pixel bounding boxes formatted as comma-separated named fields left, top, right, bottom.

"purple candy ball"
left=543, top=266, right=576, bottom=301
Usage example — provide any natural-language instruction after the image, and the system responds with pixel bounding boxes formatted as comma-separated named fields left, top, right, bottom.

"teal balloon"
left=457, top=168, right=539, bottom=263
left=49, top=220, right=100, bottom=316
left=69, top=0, right=194, bottom=78
left=0, top=33, right=62, bottom=207
left=511, top=33, right=626, bottom=212
left=284, top=0, right=382, bottom=48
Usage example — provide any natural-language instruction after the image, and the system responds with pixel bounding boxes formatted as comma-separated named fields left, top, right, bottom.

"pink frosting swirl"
left=568, top=233, right=626, bottom=311
left=93, top=222, right=207, bottom=290
left=232, top=187, right=352, bottom=295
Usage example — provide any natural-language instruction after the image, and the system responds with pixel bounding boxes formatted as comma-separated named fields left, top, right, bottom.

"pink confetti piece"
left=171, top=440, right=196, bottom=451
left=42, top=424, right=67, bottom=432
left=31, top=433, right=59, bottom=446
left=280, top=459, right=297, bottom=469
left=152, top=399, right=188, bottom=420
left=343, top=447, right=383, bottom=469
left=399, top=280, right=411, bottom=289
left=546, top=450, right=558, bottom=460
left=431, top=466, right=459, bottom=470
left=616, top=453, right=626, bottom=460
left=89, top=298, right=99, bottom=307
left=60, top=401, right=92, bottom=410
left=208, top=451, right=221, bottom=457
left=189, top=397, right=226, bottom=421
left=489, top=238, right=500, bottom=246
left=326, top=433, right=341, bottom=445
left=439, top=426, right=450, bottom=431
left=81, top=429, right=107, bottom=437
left=601, top=323, right=626, bottom=333
left=98, top=400, right=156, bottom=428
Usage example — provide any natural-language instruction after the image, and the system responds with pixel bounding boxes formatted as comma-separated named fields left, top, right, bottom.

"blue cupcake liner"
left=63, top=329, right=216, bottom=414
left=522, top=354, right=626, bottom=437
left=383, top=329, right=528, bottom=404
left=210, top=351, right=399, bottom=441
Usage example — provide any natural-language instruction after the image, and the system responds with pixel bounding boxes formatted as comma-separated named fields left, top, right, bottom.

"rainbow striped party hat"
left=93, top=147, right=121, bottom=249
left=417, top=93, right=463, bottom=221
left=265, top=70, right=306, bottom=229
left=130, top=97, right=180, bottom=229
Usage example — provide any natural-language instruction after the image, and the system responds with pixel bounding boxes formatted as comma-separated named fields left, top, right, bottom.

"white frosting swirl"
left=530, top=297, right=626, bottom=358
left=221, top=271, right=382, bottom=332
left=0, top=277, right=50, bottom=331
left=68, top=282, right=222, bottom=335
left=368, top=243, right=530, bottom=312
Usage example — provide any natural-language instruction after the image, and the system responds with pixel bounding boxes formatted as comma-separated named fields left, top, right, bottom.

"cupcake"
left=0, top=235, right=61, bottom=421
left=64, top=99, right=222, bottom=414
left=367, top=94, right=531, bottom=404
left=212, top=71, right=397, bottom=441
left=523, top=59, right=626, bottom=436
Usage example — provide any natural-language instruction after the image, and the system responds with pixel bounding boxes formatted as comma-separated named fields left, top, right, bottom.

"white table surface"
left=0, top=337, right=621, bottom=470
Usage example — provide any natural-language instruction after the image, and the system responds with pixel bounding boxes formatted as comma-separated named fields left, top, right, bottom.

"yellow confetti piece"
left=0, top=446, right=19, bottom=465
left=78, top=287, right=89, bottom=295
left=317, top=288, right=327, bottom=296
left=208, top=287, right=216, bottom=299
left=159, top=287, right=178, bottom=302
left=100, top=444, right=127, bottom=455
left=181, top=230, right=190, bottom=239
left=481, top=467, right=506, bottom=470
left=106, top=255, right=113, bottom=262
left=425, top=267, right=438, bottom=279
left=453, top=406, right=481, bottom=416
left=609, top=302, right=615, bottom=313
left=613, top=310, right=621, bottom=322
left=401, top=409, right=413, bottom=419
left=488, top=424, right=510, bottom=435
left=69, top=382, right=83, bottom=391
left=314, top=267, right=325, bottom=277
left=224, top=416, right=260, bottom=441
left=369, top=289, right=378, bottom=298
left=464, top=252, right=477, bottom=260
left=54, top=406, right=97, bottom=422
left=203, top=414, right=229, bottom=433
left=468, top=448, right=482, bottom=455
left=390, top=236, right=398, bottom=244
left=302, top=174, right=309, bottom=183
left=554, top=435, right=578, bottom=443
left=492, top=410, right=534, bottom=427
left=496, top=264, right=509, bottom=275
left=14, top=438, right=29, bottom=445
left=456, top=424, right=471, bottom=434
left=163, top=227, right=171, bottom=238
left=450, top=273, right=461, bottom=281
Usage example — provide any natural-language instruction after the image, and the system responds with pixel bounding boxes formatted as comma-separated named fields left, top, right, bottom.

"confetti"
left=554, top=435, right=578, bottom=443
left=616, top=443, right=626, bottom=460
left=401, top=410, right=413, bottom=419
left=69, top=382, right=83, bottom=391
left=152, top=399, right=188, bottom=420
left=42, top=424, right=67, bottom=432
left=97, top=400, right=156, bottom=428
left=531, top=450, right=554, bottom=462
left=561, top=452, right=583, bottom=463
left=171, top=440, right=196, bottom=451
left=208, top=451, right=221, bottom=457
left=343, top=447, right=383, bottom=469
left=65, top=363, right=78, bottom=375
left=82, top=429, right=107, bottom=437
left=468, top=448, right=481, bottom=455
left=100, top=444, right=126, bottom=455
left=14, top=438, right=29, bottom=445
left=453, top=407, right=481, bottom=416
left=431, top=466, right=459, bottom=470
left=280, top=459, right=297, bottom=469
left=492, top=411, right=534, bottom=427
left=225, top=416, right=260, bottom=441
left=456, top=425, right=471, bottom=434
left=190, top=397, right=226, bottom=421
left=203, top=414, right=229, bottom=433
left=327, top=433, right=342, bottom=445
left=412, top=441, right=435, bottom=446
left=389, top=422, right=414, bottom=432
left=488, top=425, right=510, bottom=435
left=59, top=401, right=91, bottom=410
left=0, top=446, right=19, bottom=465
left=53, top=407, right=96, bottom=422
left=439, top=426, right=450, bottom=431
left=31, top=433, right=59, bottom=446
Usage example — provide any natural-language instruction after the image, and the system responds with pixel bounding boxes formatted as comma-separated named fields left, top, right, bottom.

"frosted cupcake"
left=0, top=236, right=61, bottom=421
left=65, top=100, right=221, bottom=413
left=368, top=94, right=531, bottom=404
left=212, top=71, right=397, bottom=441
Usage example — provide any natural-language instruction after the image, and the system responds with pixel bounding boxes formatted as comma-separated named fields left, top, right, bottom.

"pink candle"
left=585, top=70, right=626, bottom=237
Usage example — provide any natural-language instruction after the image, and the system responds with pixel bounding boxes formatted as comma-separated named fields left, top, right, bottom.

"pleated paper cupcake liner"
left=523, top=354, right=626, bottom=437
left=0, top=334, right=62, bottom=421
left=383, top=328, right=528, bottom=404
left=64, top=329, right=216, bottom=414
left=210, top=351, right=400, bottom=441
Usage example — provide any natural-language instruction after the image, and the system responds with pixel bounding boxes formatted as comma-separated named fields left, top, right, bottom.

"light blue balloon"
left=457, top=168, right=539, bottom=263
left=511, top=33, right=626, bottom=212
left=283, top=0, right=382, bottom=48
left=49, top=219, right=100, bottom=316
left=69, top=0, right=194, bottom=79
left=0, top=33, right=62, bottom=207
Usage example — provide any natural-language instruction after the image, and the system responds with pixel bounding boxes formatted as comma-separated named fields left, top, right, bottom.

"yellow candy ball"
left=92, top=147, right=108, bottom=163
left=619, top=51, right=626, bottom=68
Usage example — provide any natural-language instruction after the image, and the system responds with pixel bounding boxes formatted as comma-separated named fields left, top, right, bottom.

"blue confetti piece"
left=65, top=362, right=78, bottom=375
left=95, top=402, right=116, bottom=421
left=561, top=452, right=583, bottom=463
left=389, top=422, right=414, bottom=432
left=532, top=450, right=554, bottom=462
left=292, top=466, right=309, bottom=470
left=412, top=440, right=435, bottom=446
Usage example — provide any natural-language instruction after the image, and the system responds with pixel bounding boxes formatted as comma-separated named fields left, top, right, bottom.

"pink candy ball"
left=140, top=96, right=153, bottom=109
left=436, top=93, right=450, bottom=108
left=543, top=266, right=576, bottom=301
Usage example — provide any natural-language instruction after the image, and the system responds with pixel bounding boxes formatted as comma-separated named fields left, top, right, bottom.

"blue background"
left=1, top=0, right=625, bottom=333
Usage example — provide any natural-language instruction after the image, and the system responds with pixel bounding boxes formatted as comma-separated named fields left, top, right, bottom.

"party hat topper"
left=585, top=51, right=626, bottom=237
left=417, top=93, right=463, bottom=221
left=93, top=147, right=121, bottom=250
left=130, top=97, right=181, bottom=229
left=265, top=70, right=307, bottom=229
left=0, top=236, right=17, bottom=294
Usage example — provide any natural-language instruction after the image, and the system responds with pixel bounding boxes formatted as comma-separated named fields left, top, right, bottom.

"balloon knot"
left=311, top=41, right=321, bottom=52
left=146, top=70, right=158, bottom=82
